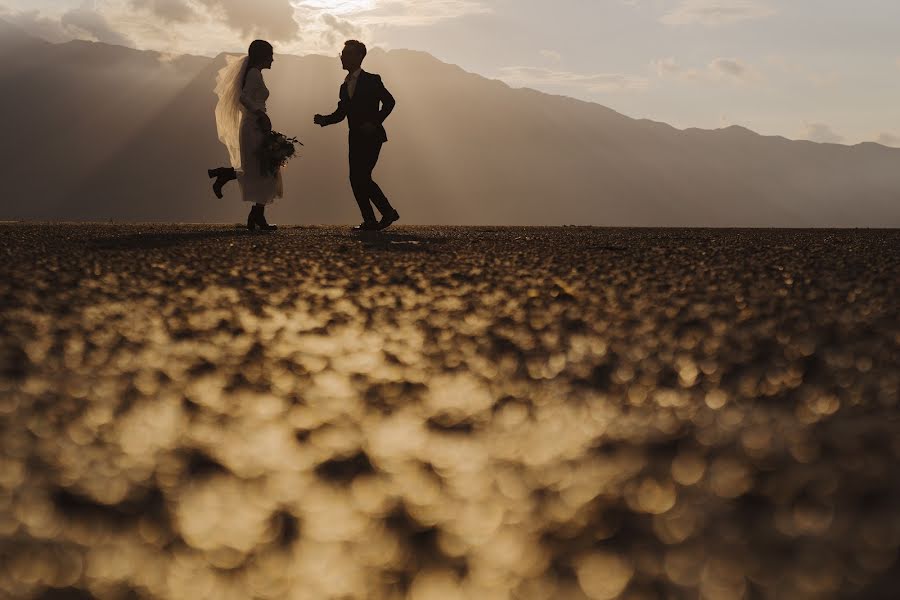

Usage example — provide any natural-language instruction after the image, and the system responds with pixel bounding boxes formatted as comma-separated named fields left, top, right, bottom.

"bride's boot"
left=208, top=167, right=236, bottom=199
left=253, top=205, right=277, bottom=231
left=247, top=205, right=259, bottom=231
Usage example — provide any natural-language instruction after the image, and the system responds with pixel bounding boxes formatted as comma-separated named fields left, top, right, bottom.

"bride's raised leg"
left=208, top=167, right=236, bottom=198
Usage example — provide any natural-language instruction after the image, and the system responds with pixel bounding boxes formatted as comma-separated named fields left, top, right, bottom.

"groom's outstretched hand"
left=313, top=114, right=327, bottom=127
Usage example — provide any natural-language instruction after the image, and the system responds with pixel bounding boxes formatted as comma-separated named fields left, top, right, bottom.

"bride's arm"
left=240, top=68, right=271, bottom=129
left=240, top=69, right=266, bottom=113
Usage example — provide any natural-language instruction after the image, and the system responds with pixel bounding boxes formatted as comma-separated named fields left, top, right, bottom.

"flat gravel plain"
left=1, top=223, right=898, bottom=600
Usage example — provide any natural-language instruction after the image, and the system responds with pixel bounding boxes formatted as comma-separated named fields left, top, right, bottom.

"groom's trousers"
left=348, top=136, right=394, bottom=223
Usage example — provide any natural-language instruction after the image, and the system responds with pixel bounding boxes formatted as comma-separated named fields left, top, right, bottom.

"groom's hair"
left=344, top=40, right=367, bottom=60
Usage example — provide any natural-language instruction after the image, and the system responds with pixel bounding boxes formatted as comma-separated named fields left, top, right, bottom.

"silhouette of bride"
left=208, top=40, right=281, bottom=231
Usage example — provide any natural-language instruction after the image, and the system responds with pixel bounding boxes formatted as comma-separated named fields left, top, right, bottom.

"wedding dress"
left=213, top=56, right=283, bottom=205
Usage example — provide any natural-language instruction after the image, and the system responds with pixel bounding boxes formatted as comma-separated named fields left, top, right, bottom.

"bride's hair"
left=243, top=40, right=273, bottom=88
left=248, top=40, right=273, bottom=65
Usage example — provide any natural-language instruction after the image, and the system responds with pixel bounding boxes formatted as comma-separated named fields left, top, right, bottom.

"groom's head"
left=340, top=40, right=366, bottom=72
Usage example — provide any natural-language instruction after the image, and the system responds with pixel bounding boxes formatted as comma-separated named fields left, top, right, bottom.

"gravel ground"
left=1, top=223, right=898, bottom=600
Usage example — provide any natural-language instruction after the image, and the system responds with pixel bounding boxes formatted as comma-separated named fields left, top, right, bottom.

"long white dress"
left=237, top=68, right=283, bottom=205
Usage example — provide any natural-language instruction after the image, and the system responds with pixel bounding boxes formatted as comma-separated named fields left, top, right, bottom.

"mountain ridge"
left=7, top=19, right=889, bottom=150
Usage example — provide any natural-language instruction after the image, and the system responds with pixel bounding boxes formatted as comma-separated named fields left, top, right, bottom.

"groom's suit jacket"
left=323, top=70, right=395, bottom=144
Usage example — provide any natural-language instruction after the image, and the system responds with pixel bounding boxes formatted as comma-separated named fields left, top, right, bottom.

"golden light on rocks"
left=175, top=476, right=275, bottom=553
left=704, top=390, right=728, bottom=410
left=2, top=224, right=899, bottom=599
left=653, top=502, right=699, bottom=545
left=664, top=545, right=706, bottom=587
left=709, top=457, right=752, bottom=498
left=700, top=557, right=747, bottom=600
left=629, top=477, right=677, bottom=514
left=575, top=552, right=634, bottom=599
left=409, top=569, right=466, bottom=600
left=672, top=451, right=707, bottom=486
left=797, top=392, right=841, bottom=424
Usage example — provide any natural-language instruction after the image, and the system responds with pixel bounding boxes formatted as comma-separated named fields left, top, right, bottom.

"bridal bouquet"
left=260, top=130, right=303, bottom=177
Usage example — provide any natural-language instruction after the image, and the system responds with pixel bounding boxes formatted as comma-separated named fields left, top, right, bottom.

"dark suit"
left=321, top=70, right=396, bottom=222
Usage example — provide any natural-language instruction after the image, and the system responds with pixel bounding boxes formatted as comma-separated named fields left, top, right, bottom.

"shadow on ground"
left=351, top=230, right=450, bottom=252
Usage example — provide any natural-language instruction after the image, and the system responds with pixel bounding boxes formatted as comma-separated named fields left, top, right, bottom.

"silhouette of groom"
left=314, top=40, right=399, bottom=231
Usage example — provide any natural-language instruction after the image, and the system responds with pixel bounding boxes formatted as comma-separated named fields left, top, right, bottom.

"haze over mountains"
left=1, top=19, right=898, bottom=227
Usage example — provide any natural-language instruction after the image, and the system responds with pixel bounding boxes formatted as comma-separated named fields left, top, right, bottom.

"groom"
left=314, top=40, right=400, bottom=231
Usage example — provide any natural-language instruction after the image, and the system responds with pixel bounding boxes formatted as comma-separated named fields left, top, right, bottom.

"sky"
left=2, top=0, right=899, bottom=146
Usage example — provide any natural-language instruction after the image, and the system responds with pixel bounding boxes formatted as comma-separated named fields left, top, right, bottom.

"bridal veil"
left=214, top=55, right=248, bottom=171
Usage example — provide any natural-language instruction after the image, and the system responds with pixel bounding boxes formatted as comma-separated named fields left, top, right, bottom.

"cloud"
left=196, top=0, right=300, bottom=42
left=60, top=6, right=134, bottom=46
left=498, top=66, right=650, bottom=93
left=876, top=132, right=900, bottom=147
left=130, top=0, right=197, bottom=23
left=653, top=57, right=684, bottom=77
left=661, top=0, right=776, bottom=26
left=766, top=56, right=841, bottom=87
left=539, top=49, right=562, bottom=63
left=315, top=12, right=365, bottom=48
left=1, top=0, right=493, bottom=56
left=287, top=0, right=490, bottom=54
left=4, top=0, right=301, bottom=49
left=326, top=0, right=491, bottom=27
left=653, top=56, right=761, bottom=84
left=711, top=57, right=747, bottom=78
left=0, top=8, right=74, bottom=43
left=803, top=122, right=843, bottom=144
left=805, top=72, right=840, bottom=87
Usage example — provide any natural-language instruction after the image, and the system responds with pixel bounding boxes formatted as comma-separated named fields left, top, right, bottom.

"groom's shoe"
left=376, top=209, right=400, bottom=231
left=352, top=221, right=380, bottom=232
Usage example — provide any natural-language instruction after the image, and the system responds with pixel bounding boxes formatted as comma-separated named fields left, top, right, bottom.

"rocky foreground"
left=0, top=223, right=898, bottom=600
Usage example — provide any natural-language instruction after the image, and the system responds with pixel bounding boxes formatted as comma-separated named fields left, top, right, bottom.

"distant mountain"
left=0, top=18, right=45, bottom=49
left=1, top=21, right=898, bottom=226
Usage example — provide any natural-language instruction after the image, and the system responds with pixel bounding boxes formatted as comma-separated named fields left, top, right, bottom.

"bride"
left=208, top=40, right=282, bottom=231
